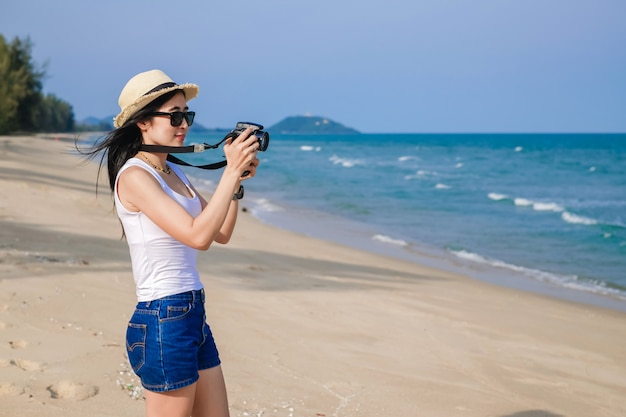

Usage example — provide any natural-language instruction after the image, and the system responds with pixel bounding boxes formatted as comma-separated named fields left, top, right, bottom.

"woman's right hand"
left=222, top=126, right=261, bottom=180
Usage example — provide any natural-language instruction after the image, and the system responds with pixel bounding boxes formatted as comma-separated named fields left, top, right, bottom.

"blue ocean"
left=175, top=132, right=626, bottom=310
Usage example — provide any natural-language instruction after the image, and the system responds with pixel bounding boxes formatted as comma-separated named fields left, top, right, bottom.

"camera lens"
left=256, top=131, right=270, bottom=151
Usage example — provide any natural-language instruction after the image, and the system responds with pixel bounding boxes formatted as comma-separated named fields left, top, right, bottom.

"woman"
left=84, top=69, right=260, bottom=417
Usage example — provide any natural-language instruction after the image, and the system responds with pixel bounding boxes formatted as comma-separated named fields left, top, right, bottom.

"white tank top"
left=114, top=158, right=204, bottom=302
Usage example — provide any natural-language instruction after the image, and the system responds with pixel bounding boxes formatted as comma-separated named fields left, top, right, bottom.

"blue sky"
left=2, top=0, right=625, bottom=133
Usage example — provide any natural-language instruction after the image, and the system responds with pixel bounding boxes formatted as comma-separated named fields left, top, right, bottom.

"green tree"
left=0, top=35, right=30, bottom=133
left=9, top=36, right=46, bottom=131
left=0, top=34, right=75, bottom=134
left=38, top=93, right=74, bottom=132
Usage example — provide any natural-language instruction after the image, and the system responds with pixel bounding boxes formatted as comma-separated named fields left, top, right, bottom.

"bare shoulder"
left=117, top=165, right=162, bottom=211
left=119, top=164, right=157, bottom=184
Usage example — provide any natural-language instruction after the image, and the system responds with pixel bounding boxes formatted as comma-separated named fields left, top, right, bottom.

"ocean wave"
left=372, top=234, right=408, bottom=247
left=192, top=177, right=216, bottom=189
left=449, top=249, right=626, bottom=299
left=404, top=169, right=438, bottom=181
left=560, top=210, right=626, bottom=230
left=300, top=145, right=321, bottom=152
left=418, top=170, right=437, bottom=176
left=514, top=198, right=534, bottom=207
left=251, top=198, right=285, bottom=213
left=398, top=155, right=419, bottom=162
left=532, top=202, right=565, bottom=212
left=184, top=175, right=216, bottom=194
left=561, top=211, right=598, bottom=226
left=488, top=193, right=565, bottom=213
left=329, top=155, right=364, bottom=168
left=451, top=249, right=561, bottom=281
left=487, top=192, right=509, bottom=201
left=435, top=183, right=451, bottom=189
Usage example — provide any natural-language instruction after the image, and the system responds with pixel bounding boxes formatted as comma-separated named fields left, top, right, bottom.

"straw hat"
left=114, top=69, right=199, bottom=128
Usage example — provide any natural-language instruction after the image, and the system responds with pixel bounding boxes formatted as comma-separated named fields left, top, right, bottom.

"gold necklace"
left=139, top=152, right=171, bottom=175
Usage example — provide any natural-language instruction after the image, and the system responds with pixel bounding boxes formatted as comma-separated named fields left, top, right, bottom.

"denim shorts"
left=125, top=289, right=221, bottom=392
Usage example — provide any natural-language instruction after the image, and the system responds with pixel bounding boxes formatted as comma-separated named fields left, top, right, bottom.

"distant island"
left=77, top=114, right=359, bottom=135
left=269, top=115, right=359, bottom=135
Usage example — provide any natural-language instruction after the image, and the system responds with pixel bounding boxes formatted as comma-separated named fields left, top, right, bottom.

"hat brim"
left=113, top=83, right=199, bottom=128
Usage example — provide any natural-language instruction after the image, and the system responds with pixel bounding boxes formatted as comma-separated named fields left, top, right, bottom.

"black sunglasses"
left=149, top=111, right=195, bottom=127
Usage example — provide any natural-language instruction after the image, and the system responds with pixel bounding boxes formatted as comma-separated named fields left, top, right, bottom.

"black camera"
left=224, top=122, right=270, bottom=152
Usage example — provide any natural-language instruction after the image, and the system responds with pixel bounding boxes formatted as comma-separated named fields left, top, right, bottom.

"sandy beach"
left=1, top=134, right=625, bottom=417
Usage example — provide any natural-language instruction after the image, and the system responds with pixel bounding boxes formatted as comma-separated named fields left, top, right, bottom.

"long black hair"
left=79, top=90, right=183, bottom=192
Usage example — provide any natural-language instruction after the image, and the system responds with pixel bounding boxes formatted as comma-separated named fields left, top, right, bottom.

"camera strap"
left=139, top=142, right=227, bottom=170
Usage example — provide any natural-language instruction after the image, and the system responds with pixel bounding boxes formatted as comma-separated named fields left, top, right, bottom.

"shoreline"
left=1, top=135, right=625, bottom=417
left=237, top=187, right=626, bottom=314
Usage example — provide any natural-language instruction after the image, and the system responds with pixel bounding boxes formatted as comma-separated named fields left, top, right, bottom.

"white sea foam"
left=450, top=249, right=625, bottom=299
left=493, top=194, right=565, bottom=213
left=398, top=155, right=418, bottom=162
left=452, top=249, right=486, bottom=263
left=372, top=234, right=408, bottom=247
left=404, top=169, right=437, bottom=181
left=455, top=162, right=463, bottom=168
left=491, top=192, right=566, bottom=213
left=532, top=202, right=564, bottom=212
left=184, top=174, right=216, bottom=194
left=452, top=249, right=547, bottom=279
left=435, top=183, right=451, bottom=189
left=488, top=192, right=508, bottom=201
left=329, top=155, right=363, bottom=168
left=300, top=145, right=321, bottom=152
left=193, top=177, right=216, bottom=190
left=562, top=211, right=597, bottom=225
left=514, top=146, right=523, bottom=152
left=589, top=166, right=596, bottom=172
left=252, top=198, right=284, bottom=213
left=514, top=198, right=533, bottom=206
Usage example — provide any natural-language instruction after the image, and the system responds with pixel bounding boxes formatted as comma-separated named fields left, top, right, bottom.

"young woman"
left=84, top=69, right=260, bottom=417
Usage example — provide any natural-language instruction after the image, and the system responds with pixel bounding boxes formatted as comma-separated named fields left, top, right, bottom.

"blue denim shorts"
left=125, top=289, right=221, bottom=392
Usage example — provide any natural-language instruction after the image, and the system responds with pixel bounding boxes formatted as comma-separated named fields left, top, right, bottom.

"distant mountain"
left=269, top=115, right=359, bottom=134
left=190, top=124, right=228, bottom=133
left=75, top=115, right=114, bottom=132
left=82, top=116, right=111, bottom=126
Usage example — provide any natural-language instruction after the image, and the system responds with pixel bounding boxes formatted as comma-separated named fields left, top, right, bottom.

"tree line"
left=0, top=34, right=75, bottom=134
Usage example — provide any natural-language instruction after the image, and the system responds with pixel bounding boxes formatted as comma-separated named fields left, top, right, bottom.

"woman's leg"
left=191, top=365, right=230, bottom=417
left=143, top=366, right=229, bottom=417
left=144, top=383, right=197, bottom=417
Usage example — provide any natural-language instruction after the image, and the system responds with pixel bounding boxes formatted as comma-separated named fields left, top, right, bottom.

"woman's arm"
left=117, top=127, right=260, bottom=250
left=214, top=199, right=239, bottom=244
left=193, top=186, right=241, bottom=245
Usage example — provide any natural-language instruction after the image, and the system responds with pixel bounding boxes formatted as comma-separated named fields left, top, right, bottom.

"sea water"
left=164, top=132, right=626, bottom=310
